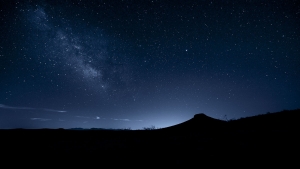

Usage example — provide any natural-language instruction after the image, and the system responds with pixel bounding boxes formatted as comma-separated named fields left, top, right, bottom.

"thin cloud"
left=113, top=118, right=130, bottom=121
left=0, top=104, right=66, bottom=113
left=0, top=104, right=34, bottom=110
left=44, top=109, right=67, bottom=113
left=75, top=116, right=90, bottom=119
left=108, top=117, right=143, bottom=122
left=31, top=118, right=51, bottom=121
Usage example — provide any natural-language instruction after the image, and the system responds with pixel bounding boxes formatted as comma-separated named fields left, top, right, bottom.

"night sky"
left=1, top=0, right=299, bottom=129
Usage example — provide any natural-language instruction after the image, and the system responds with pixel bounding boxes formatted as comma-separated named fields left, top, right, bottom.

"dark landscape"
left=1, top=109, right=298, bottom=164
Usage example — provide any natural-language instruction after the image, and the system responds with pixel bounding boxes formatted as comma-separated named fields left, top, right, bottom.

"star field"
left=0, top=0, right=300, bottom=129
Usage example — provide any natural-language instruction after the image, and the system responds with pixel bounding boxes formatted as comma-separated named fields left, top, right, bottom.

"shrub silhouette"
left=143, top=125, right=156, bottom=130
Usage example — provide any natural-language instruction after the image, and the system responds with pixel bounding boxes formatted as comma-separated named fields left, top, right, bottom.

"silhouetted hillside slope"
left=228, top=109, right=299, bottom=130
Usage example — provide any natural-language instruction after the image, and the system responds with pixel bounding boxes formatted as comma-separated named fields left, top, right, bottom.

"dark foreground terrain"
left=1, top=109, right=299, bottom=165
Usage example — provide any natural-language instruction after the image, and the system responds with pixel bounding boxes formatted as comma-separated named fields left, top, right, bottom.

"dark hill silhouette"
left=159, top=109, right=299, bottom=133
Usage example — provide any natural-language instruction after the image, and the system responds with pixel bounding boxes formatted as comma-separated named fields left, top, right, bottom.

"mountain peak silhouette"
left=193, top=113, right=209, bottom=119
left=161, top=113, right=226, bottom=132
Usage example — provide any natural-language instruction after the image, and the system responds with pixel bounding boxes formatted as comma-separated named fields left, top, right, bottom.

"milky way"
left=1, top=0, right=299, bottom=129
left=23, top=5, right=132, bottom=95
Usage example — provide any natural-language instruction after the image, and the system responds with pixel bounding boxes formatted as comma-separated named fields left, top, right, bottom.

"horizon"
left=0, top=107, right=296, bottom=130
